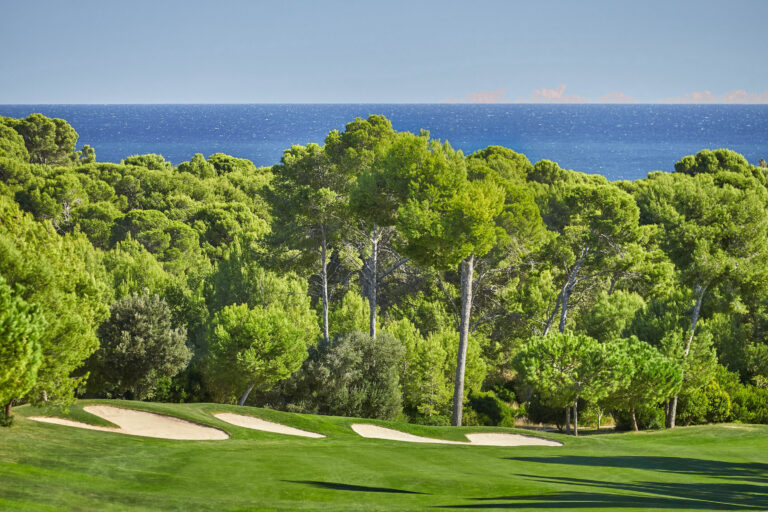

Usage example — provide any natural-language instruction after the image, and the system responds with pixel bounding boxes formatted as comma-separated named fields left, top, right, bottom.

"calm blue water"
left=1, top=104, right=767, bottom=181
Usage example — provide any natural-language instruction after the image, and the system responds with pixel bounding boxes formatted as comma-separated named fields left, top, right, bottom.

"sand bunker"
left=213, top=413, right=325, bottom=438
left=464, top=432, right=562, bottom=446
left=29, top=405, right=229, bottom=440
left=350, top=424, right=561, bottom=447
left=351, top=424, right=464, bottom=444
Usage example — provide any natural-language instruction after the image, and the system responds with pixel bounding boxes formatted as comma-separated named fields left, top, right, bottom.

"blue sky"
left=1, top=0, right=767, bottom=103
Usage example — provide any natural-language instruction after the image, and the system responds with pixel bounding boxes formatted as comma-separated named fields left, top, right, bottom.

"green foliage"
left=0, top=196, right=110, bottom=406
left=385, top=318, right=451, bottom=421
left=634, top=170, right=768, bottom=295
left=72, top=201, right=122, bottom=249
left=467, top=146, right=532, bottom=182
left=288, top=331, right=405, bottom=420
left=103, top=238, right=171, bottom=298
left=674, top=148, right=755, bottom=177
left=0, top=122, right=30, bottom=161
left=269, top=141, right=353, bottom=266
left=523, top=391, right=565, bottom=428
left=729, top=384, right=768, bottom=424
left=177, top=153, right=216, bottom=179
left=207, top=240, right=310, bottom=314
left=2, top=110, right=768, bottom=430
left=600, top=336, right=682, bottom=428
left=435, top=328, right=488, bottom=399
left=207, top=277, right=318, bottom=404
left=677, top=379, right=733, bottom=426
left=467, top=390, right=516, bottom=427
left=6, top=113, right=78, bottom=165
left=0, top=276, right=45, bottom=415
left=91, top=289, right=191, bottom=399
left=614, top=405, right=666, bottom=431
left=207, top=153, right=258, bottom=174
left=0, top=156, right=33, bottom=190
left=328, top=290, right=370, bottom=339
left=122, top=153, right=172, bottom=170
left=514, top=331, right=626, bottom=409
left=577, top=291, right=645, bottom=341
left=713, top=366, right=768, bottom=424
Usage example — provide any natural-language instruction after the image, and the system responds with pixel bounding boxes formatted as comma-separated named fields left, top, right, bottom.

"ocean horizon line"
left=3, top=102, right=768, bottom=107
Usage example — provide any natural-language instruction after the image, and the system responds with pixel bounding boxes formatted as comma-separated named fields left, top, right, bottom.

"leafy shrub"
left=730, top=385, right=768, bottom=424
left=677, top=380, right=732, bottom=426
left=715, top=365, right=768, bottom=424
left=90, top=289, right=191, bottom=400
left=524, top=392, right=564, bottom=430
left=286, top=331, right=405, bottom=420
left=614, top=405, right=665, bottom=431
left=467, top=390, right=516, bottom=427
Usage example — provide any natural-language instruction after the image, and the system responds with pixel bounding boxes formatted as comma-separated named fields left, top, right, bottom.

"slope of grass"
left=1, top=400, right=766, bottom=511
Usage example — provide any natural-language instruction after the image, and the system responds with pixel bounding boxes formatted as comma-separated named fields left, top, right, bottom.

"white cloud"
left=521, top=84, right=588, bottom=103
left=659, top=89, right=768, bottom=104
left=442, top=88, right=508, bottom=104
left=659, top=91, right=718, bottom=104
left=720, top=90, right=768, bottom=104
left=597, top=91, right=636, bottom=103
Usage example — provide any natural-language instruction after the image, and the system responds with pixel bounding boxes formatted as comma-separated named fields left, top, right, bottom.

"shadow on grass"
left=286, top=480, right=428, bottom=494
left=436, top=474, right=768, bottom=510
left=505, top=456, right=768, bottom=483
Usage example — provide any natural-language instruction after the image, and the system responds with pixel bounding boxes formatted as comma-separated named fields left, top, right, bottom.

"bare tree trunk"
left=320, top=227, right=330, bottom=345
left=4, top=400, right=12, bottom=420
left=668, top=282, right=707, bottom=429
left=572, top=398, right=579, bottom=436
left=596, top=409, right=602, bottom=430
left=558, top=252, right=586, bottom=333
left=367, top=228, right=378, bottom=339
left=451, top=254, right=474, bottom=427
left=565, top=407, right=571, bottom=434
left=631, top=406, right=639, bottom=432
left=543, top=288, right=564, bottom=336
left=238, top=382, right=255, bottom=406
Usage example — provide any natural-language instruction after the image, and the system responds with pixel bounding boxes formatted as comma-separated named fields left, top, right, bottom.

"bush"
left=524, top=392, right=564, bottom=430
left=90, top=289, right=191, bottom=400
left=614, top=405, right=665, bottom=431
left=286, top=331, right=405, bottom=420
left=715, top=365, right=768, bottom=424
left=467, top=390, right=516, bottom=427
left=677, top=380, right=733, bottom=426
left=730, top=385, right=768, bottom=424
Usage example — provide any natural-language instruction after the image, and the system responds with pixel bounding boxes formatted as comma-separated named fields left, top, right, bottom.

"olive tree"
left=94, top=289, right=191, bottom=399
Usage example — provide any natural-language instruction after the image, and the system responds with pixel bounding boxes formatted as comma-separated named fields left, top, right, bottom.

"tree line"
left=2, top=112, right=767, bottom=432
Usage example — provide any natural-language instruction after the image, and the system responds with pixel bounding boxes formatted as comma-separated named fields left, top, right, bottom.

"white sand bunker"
left=214, top=413, right=325, bottom=438
left=29, top=405, right=229, bottom=441
left=351, top=424, right=562, bottom=447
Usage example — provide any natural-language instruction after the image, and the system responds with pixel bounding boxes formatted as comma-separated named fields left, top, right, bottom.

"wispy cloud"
left=522, top=84, right=589, bottom=103
left=442, top=88, right=508, bottom=103
left=720, top=90, right=768, bottom=104
left=659, top=89, right=768, bottom=104
left=659, top=91, right=718, bottom=104
left=597, top=91, right=636, bottom=103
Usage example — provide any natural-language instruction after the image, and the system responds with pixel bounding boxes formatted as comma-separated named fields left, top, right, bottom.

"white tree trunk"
left=668, top=282, right=706, bottom=428
left=320, top=227, right=330, bottom=344
left=451, top=254, right=475, bottom=427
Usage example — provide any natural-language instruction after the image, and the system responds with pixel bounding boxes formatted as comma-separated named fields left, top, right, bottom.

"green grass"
left=1, top=400, right=766, bottom=511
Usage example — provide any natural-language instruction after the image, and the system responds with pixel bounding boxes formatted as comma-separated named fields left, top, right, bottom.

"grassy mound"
left=1, top=400, right=766, bottom=511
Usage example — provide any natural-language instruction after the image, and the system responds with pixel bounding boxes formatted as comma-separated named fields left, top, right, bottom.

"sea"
left=1, top=104, right=767, bottom=182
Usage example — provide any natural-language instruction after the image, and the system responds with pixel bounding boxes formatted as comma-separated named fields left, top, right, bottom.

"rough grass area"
left=1, top=400, right=766, bottom=511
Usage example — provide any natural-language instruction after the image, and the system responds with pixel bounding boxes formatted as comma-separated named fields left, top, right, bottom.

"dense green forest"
left=2, top=113, right=767, bottom=434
